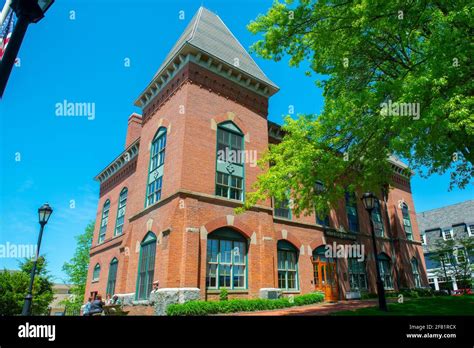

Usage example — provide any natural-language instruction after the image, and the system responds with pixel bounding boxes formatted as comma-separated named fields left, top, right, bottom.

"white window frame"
left=422, top=234, right=427, bottom=245
left=468, top=224, right=474, bottom=237
left=442, top=228, right=453, bottom=241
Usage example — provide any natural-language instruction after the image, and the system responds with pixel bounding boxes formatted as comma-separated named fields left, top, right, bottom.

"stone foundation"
left=151, top=288, right=200, bottom=315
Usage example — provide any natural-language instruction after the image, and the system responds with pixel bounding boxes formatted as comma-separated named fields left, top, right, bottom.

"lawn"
left=333, top=295, right=474, bottom=316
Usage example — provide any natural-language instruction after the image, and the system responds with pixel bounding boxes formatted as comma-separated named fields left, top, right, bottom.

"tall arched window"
left=98, top=199, right=110, bottom=244
left=114, top=188, right=128, bottom=236
left=411, top=257, right=421, bottom=288
left=106, top=258, right=118, bottom=296
left=92, top=263, right=101, bottom=282
left=378, top=253, right=393, bottom=289
left=348, top=257, right=367, bottom=291
left=206, top=228, right=247, bottom=289
left=146, top=128, right=167, bottom=207
left=345, top=191, right=359, bottom=232
left=277, top=240, right=299, bottom=291
left=372, top=200, right=384, bottom=237
left=215, top=122, right=244, bottom=201
left=136, top=232, right=157, bottom=300
left=401, top=203, right=413, bottom=240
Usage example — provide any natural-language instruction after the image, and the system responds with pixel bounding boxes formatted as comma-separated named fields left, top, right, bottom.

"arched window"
left=146, top=128, right=167, bottom=207
left=114, top=188, right=128, bottom=236
left=348, top=257, right=367, bottom=291
left=215, top=122, right=244, bottom=201
left=136, top=232, right=157, bottom=300
left=401, top=203, right=413, bottom=240
left=106, top=258, right=118, bottom=296
left=206, top=228, right=247, bottom=289
left=378, top=253, right=393, bottom=289
left=372, top=200, right=384, bottom=237
left=98, top=199, right=110, bottom=243
left=277, top=240, right=299, bottom=291
left=92, top=263, right=101, bottom=282
left=411, top=257, right=421, bottom=288
left=345, top=191, right=359, bottom=232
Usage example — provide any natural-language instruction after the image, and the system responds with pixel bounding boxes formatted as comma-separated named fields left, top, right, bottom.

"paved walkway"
left=232, top=299, right=382, bottom=316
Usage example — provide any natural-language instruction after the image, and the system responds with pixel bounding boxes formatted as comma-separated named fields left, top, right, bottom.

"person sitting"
left=81, top=297, right=92, bottom=316
left=88, top=295, right=104, bottom=316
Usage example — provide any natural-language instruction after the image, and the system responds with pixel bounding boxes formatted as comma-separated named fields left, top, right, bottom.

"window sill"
left=91, top=280, right=99, bottom=284
left=282, top=290, right=300, bottom=294
left=206, top=289, right=248, bottom=294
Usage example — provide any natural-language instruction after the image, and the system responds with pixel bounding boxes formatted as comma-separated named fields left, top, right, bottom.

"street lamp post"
left=0, top=0, right=54, bottom=98
left=22, top=203, right=53, bottom=316
left=361, top=192, right=388, bottom=312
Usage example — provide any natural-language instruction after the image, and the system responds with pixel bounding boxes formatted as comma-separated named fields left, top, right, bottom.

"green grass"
left=333, top=295, right=474, bottom=316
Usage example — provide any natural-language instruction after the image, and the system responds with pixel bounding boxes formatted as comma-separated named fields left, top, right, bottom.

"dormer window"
left=442, top=228, right=453, bottom=241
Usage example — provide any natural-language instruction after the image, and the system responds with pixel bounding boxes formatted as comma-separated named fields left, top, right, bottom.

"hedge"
left=166, top=292, right=325, bottom=316
left=361, top=288, right=437, bottom=299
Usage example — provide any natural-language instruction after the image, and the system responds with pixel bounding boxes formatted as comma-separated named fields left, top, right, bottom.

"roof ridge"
left=417, top=199, right=474, bottom=214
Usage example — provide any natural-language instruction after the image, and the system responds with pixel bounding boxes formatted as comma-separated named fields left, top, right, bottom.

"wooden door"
left=313, top=258, right=339, bottom=302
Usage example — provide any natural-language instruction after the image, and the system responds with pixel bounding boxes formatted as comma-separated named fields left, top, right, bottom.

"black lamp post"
left=361, top=192, right=388, bottom=311
left=22, top=203, right=53, bottom=316
left=0, top=0, right=54, bottom=98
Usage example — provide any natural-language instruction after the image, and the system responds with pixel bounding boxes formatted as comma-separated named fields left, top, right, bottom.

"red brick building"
left=85, top=7, right=427, bottom=309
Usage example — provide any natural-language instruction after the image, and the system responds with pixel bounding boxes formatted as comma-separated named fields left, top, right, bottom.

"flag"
left=0, top=9, right=15, bottom=61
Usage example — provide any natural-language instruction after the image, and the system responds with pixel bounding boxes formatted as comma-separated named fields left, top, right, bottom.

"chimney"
left=125, top=113, right=142, bottom=148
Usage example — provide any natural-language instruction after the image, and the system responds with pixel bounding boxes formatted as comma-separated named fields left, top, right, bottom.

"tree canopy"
left=61, top=222, right=94, bottom=310
left=243, top=0, right=473, bottom=215
left=0, top=256, right=54, bottom=315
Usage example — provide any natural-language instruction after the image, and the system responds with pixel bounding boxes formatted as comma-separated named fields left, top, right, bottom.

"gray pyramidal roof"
left=153, top=6, right=278, bottom=89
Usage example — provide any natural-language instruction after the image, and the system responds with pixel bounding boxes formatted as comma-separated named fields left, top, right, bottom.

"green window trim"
left=92, top=263, right=101, bottom=282
left=345, top=191, right=359, bottom=232
left=206, top=228, right=248, bottom=290
left=401, top=203, right=413, bottom=240
left=106, top=258, right=118, bottom=296
left=145, top=128, right=166, bottom=208
left=372, top=200, right=384, bottom=237
left=114, top=188, right=128, bottom=236
left=98, top=199, right=110, bottom=244
left=277, top=240, right=299, bottom=291
left=378, top=253, right=394, bottom=290
left=348, top=258, right=368, bottom=291
left=411, top=257, right=421, bottom=288
left=215, top=122, right=244, bottom=202
left=135, top=232, right=157, bottom=300
left=274, top=197, right=292, bottom=220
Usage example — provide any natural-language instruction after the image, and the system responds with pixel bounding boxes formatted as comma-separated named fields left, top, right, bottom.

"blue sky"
left=0, top=0, right=472, bottom=282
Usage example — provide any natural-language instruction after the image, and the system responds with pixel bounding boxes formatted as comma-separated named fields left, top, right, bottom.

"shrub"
left=433, top=290, right=449, bottom=296
left=219, top=288, right=228, bottom=301
left=360, top=292, right=378, bottom=300
left=415, top=288, right=434, bottom=297
left=166, top=292, right=325, bottom=316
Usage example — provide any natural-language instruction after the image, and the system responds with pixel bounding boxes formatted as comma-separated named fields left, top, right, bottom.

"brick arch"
left=309, top=236, right=326, bottom=253
left=214, top=112, right=248, bottom=134
left=152, top=117, right=171, bottom=136
left=275, top=230, right=303, bottom=249
left=203, top=216, right=252, bottom=239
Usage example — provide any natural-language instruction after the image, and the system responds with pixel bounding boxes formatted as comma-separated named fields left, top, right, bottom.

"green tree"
left=430, top=236, right=474, bottom=294
left=242, top=0, right=473, bottom=214
left=0, top=256, right=54, bottom=315
left=61, top=222, right=94, bottom=312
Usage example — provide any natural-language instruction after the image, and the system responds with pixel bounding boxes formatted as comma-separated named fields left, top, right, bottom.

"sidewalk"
left=231, top=299, right=382, bottom=316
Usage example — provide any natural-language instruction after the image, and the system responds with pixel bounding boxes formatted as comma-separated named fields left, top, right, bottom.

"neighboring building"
left=417, top=200, right=474, bottom=291
left=49, top=283, right=73, bottom=316
left=85, top=7, right=427, bottom=309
